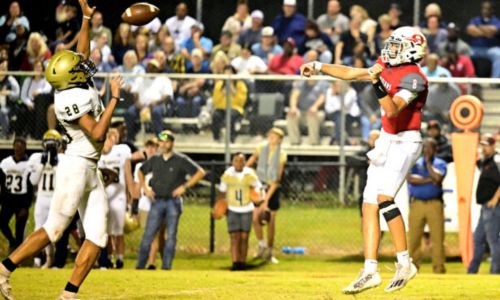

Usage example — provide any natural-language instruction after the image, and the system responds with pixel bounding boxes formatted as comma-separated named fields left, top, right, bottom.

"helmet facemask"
left=381, top=39, right=404, bottom=66
left=71, top=55, right=97, bottom=80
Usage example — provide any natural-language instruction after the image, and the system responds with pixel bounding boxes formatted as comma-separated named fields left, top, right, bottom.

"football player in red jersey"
left=301, top=26, right=428, bottom=294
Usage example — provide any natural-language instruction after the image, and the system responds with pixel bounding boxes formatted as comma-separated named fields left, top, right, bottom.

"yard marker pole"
left=224, top=78, right=231, bottom=165
left=209, top=161, right=216, bottom=253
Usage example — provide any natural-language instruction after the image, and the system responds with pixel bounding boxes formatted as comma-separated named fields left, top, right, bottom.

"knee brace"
left=379, top=200, right=401, bottom=222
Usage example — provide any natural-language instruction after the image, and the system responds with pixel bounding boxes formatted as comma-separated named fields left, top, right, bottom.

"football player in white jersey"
left=28, top=130, right=64, bottom=268
left=98, top=128, right=132, bottom=269
left=0, top=1, right=124, bottom=299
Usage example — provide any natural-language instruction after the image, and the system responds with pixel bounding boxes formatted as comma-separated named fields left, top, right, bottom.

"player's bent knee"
left=43, top=214, right=73, bottom=243
left=378, top=200, right=401, bottom=222
left=85, top=231, right=108, bottom=248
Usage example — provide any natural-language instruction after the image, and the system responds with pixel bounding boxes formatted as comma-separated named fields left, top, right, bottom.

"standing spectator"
left=238, top=10, right=264, bottom=47
left=349, top=5, right=377, bottom=51
left=112, top=23, right=133, bottom=66
left=136, top=130, right=205, bottom=270
left=246, top=127, right=287, bottom=264
left=115, top=50, right=145, bottom=87
left=89, top=11, right=112, bottom=47
left=374, top=14, right=393, bottom=55
left=335, top=18, right=368, bottom=66
left=468, top=134, right=500, bottom=274
left=286, top=79, right=328, bottom=145
left=163, top=36, right=186, bottom=73
left=165, top=2, right=197, bottom=47
left=324, top=81, right=361, bottom=145
left=316, top=0, right=349, bottom=44
left=251, top=27, right=283, bottom=65
left=231, top=44, right=268, bottom=75
left=358, top=84, right=381, bottom=141
left=388, top=3, right=406, bottom=30
left=426, top=120, right=453, bottom=163
left=222, top=0, right=252, bottom=43
left=0, top=1, right=30, bottom=44
left=0, top=56, right=20, bottom=138
left=442, top=43, right=476, bottom=94
left=437, top=23, right=472, bottom=57
left=20, top=32, right=52, bottom=71
left=126, top=59, right=174, bottom=141
left=422, top=16, right=448, bottom=53
left=90, top=32, right=113, bottom=64
left=268, top=38, right=303, bottom=75
left=148, top=25, right=170, bottom=52
left=424, top=76, right=460, bottom=125
left=271, top=0, right=306, bottom=45
left=466, top=0, right=500, bottom=78
left=0, top=137, right=32, bottom=252
left=216, top=153, right=262, bottom=271
left=422, top=53, right=452, bottom=78
left=298, top=20, right=334, bottom=63
left=134, top=34, right=150, bottom=66
left=180, top=22, right=213, bottom=60
left=7, top=14, right=29, bottom=71
left=211, top=66, right=248, bottom=143
left=53, top=3, right=80, bottom=51
left=419, top=3, right=447, bottom=29
left=212, top=31, right=242, bottom=61
left=408, top=138, right=447, bottom=274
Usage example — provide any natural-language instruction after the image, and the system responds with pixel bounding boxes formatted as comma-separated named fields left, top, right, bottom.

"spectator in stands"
left=90, top=10, right=112, bottom=47
left=316, top=0, right=349, bottom=44
left=126, top=59, right=174, bottom=141
left=210, top=51, right=230, bottom=74
left=53, top=2, right=79, bottom=50
left=419, top=3, right=447, bottom=29
left=424, top=75, right=460, bottom=125
left=89, top=47, right=111, bottom=97
left=422, top=53, right=452, bottom=78
left=20, top=32, right=52, bottom=71
left=91, top=32, right=113, bottom=64
left=437, top=23, right=472, bottom=58
left=324, top=81, right=361, bottom=145
left=387, top=3, right=406, bottom=30
left=408, top=138, right=447, bottom=274
left=423, top=16, right=448, bottom=53
left=112, top=23, right=133, bottom=66
left=426, top=120, right=453, bottom=163
left=468, top=133, right=500, bottom=274
left=358, top=84, right=381, bottom=140
left=134, top=33, right=151, bottom=67
left=335, top=17, right=368, bottom=66
left=6, top=13, right=28, bottom=71
left=286, top=79, right=328, bottom=145
left=175, top=48, right=209, bottom=118
left=115, top=50, right=145, bottom=86
left=442, top=43, right=476, bottom=94
left=271, top=0, right=306, bottom=45
left=180, top=22, right=213, bottom=60
left=251, top=27, right=283, bottom=65
left=298, top=20, right=334, bottom=63
left=162, top=36, right=185, bottom=73
left=374, top=14, right=393, bottom=55
left=349, top=5, right=377, bottom=53
left=268, top=38, right=303, bottom=75
left=0, top=56, right=19, bottom=138
left=0, top=1, right=30, bottom=44
left=232, top=44, right=268, bottom=75
left=165, top=2, right=197, bottom=47
left=212, top=31, right=242, bottom=61
left=212, top=65, right=247, bottom=143
left=238, top=10, right=264, bottom=47
left=151, top=50, right=167, bottom=74
left=466, top=0, right=500, bottom=78
left=223, top=0, right=252, bottom=43
left=132, top=17, right=163, bottom=37
left=148, top=25, right=170, bottom=52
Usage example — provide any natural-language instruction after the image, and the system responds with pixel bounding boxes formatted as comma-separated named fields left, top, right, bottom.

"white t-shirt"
left=324, top=87, right=360, bottom=117
left=98, top=144, right=132, bottom=200
left=131, top=17, right=162, bottom=33
left=54, top=83, right=104, bottom=160
left=165, top=15, right=197, bottom=46
left=134, top=162, right=153, bottom=212
left=231, top=55, right=268, bottom=75
left=28, top=152, right=61, bottom=198
left=0, top=156, right=30, bottom=195
left=131, top=76, right=173, bottom=106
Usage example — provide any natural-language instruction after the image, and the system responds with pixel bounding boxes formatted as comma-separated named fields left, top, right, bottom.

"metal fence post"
left=338, top=82, right=346, bottom=205
left=209, top=161, right=216, bottom=253
left=413, top=0, right=420, bottom=26
left=307, top=0, right=314, bottom=19
left=196, top=0, right=203, bottom=22
left=224, top=77, right=231, bottom=165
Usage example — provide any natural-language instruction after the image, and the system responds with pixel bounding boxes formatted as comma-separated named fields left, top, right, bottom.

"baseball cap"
left=269, top=127, right=285, bottom=138
left=284, top=0, right=296, bottom=6
left=262, top=26, right=274, bottom=37
left=427, top=120, right=441, bottom=130
left=192, top=22, right=204, bottom=31
left=480, top=133, right=495, bottom=146
left=158, top=130, right=175, bottom=142
left=251, top=10, right=264, bottom=20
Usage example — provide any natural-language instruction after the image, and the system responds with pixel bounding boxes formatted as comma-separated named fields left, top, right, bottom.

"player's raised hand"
left=368, top=63, right=384, bottom=82
left=110, top=74, right=124, bottom=97
left=78, top=0, right=96, bottom=18
left=300, top=62, right=316, bottom=78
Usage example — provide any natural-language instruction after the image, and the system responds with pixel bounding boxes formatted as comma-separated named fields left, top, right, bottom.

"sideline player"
left=301, top=26, right=428, bottom=293
left=0, top=0, right=124, bottom=299
left=28, top=130, right=64, bottom=268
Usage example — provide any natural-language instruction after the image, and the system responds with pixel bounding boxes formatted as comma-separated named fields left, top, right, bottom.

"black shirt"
left=140, top=152, right=201, bottom=199
left=339, top=30, right=368, bottom=58
left=476, top=153, right=500, bottom=205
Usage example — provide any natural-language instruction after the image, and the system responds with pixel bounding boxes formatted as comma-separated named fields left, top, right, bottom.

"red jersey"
left=377, top=58, right=428, bottom=134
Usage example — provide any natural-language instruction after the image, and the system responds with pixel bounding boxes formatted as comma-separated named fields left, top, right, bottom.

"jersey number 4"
left=64, top=104, right=80, bottom=117
left=6, top=174, right=22, bottom=192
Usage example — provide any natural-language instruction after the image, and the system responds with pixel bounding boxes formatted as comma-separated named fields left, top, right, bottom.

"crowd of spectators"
left=0, top=0, right=498, bottom=144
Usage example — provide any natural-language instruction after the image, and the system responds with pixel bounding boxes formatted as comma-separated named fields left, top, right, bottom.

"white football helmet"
left=381, top=26, right=427, bottom=66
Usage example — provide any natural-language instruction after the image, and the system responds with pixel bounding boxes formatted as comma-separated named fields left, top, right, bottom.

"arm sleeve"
left=219, top=173, right=227, bottom=192
left=181, top=155, right=202, bottom=176
left=7, top=76, right=20, bottom=101
left=140, top=158, right=154, bottom=174
left=410, top=163, right=418, bottom=175
left=397, top=73, right=426, bottom=103
left=20, top=78, right=32, bottom=106
left=28, top=154, right=44, bottom=186
left=435, top=161, right=447, bottom=177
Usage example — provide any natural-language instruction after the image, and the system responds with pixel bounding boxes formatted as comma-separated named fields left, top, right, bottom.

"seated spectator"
left=442, top=43, right=476, bottom=94
left=210, top=51, right=230, bottom=74
left=316, top=0, right=349, bottom=44
left=0, top=1, right=30, bottom=43
left=175, top=49, right=210, bottom=118
left=324, top=81, right=361, bottom=145
left=268, top=38, right=303, bottom=75
left=162, top=36, right=185, bottom=73
left=298, top=20, right=334, bottom=63
left=349, top=5, right=377, bottom=53
left=151, top=50, right=167, bottom=74
left=286, top=79, right=328, bottom=145
left=212, top=31, right=242, bottom=61
left=148, top=25, right=170, bottom=52
left=419, top=3, right=447, bottom=29
left=421, top=53, right=452, bottom=78
left=91, top=32, right=113, bottom=65
left=134, top=33, right=151, bottom=67
left=424, top=76, right=460, bottom=126
left=375, top=14, right=393, bottom=55
left=20, top=32, right=52, bottom=71
left=0, top=56, right=20, bottom=138
left=126, top=59, right=174, bottom=141
left=212, top=66, right=247, bottom=143
left=387, top=3, right=407, bottom=30
left=232, top=44, right=268, bottom=75
left=89, top=10, right=112, bottom=47
left=115, top=50, right=145, bottom=86
left=466, top=0, right=500, bottom=78
left=165, top=2, right=197, bottom=47
left=437, top=23, right=472, bottom=57
left=238, top=10, right=264, bottom=47
left=335, top=18, right=368, bottom=66
left=422, top=16, right=448, bottom=53
left=271, top=0, right=306, bottom=45
left=426, top=120, right=453, bottom=163
left=112, top=23, right=133, bottom=66
left=180, top=22, right=213, bottom=60
left=7, top=14, right=28, bottom=70
left=53, top=2, right=79, bottom=51
left=222, top=0, right=251, bottom=42
left=251, top=26, right=283, bottom=64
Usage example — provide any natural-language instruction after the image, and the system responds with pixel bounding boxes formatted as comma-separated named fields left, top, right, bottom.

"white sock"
left=117, top=254, right=124, bottom=260
left=364, top=259, right=378, bottom=274
left=396, top=250, right=410, bottom=266
left=0, top=263, right=11, bottom=276
left=258, top=240, right=266, bottom=248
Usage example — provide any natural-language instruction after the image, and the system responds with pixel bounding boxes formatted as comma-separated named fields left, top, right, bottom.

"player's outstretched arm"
left=300, top=61, right=372, bottom=81
left=78, top=75, right=123, bottom=142
left=76, top=0, right=96, bottom=59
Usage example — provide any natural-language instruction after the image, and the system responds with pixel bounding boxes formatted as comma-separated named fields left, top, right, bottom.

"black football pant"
left=0, top=195, right=32, bottom=250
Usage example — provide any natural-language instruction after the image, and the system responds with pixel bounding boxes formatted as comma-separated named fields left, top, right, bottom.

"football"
left=212, top=200, right=228, bottom=220
left=258, top=208, right=271, bottom=226
left=121, top=2, right=160, bottom=26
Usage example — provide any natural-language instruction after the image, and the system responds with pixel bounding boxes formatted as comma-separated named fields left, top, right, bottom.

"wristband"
left=110, top=96, right=124, bottom=102
left=372, top=80, right=388, bottom=99
left=313, top=62, right=322, bottom=73
left=83, top=15, right=91, bottom=20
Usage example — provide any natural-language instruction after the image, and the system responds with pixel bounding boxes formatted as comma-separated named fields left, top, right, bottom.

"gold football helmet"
left=42, top=129, right=62, bottom=150
left=124, top=211, right=140, bottom=234
left=45, top=50, right=97, bottom=90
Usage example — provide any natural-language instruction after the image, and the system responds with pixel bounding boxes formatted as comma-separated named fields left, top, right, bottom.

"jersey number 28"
left=64, top=104, right=80, bottom=117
